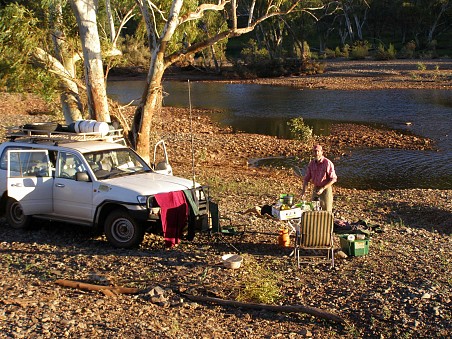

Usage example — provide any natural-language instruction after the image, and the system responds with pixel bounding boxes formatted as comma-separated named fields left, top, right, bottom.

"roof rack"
left=6, top=125, right=126, bottom=145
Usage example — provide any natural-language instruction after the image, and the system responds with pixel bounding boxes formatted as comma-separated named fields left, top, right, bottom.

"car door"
left=53, top=151, right=94, bottom=222
left=7, top=150, right=53, bottom=215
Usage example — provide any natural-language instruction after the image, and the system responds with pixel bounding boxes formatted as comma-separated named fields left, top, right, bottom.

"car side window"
left=57, top=151, right=87, bottom=180
left=3, top=149, right=51, bottom=177
left=0, top=146, right=29, bottom=170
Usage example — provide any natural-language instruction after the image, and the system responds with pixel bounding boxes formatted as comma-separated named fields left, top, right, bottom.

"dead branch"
left=55, top=279, right=141, bottom=295
left=180, top=293, right=348, bottom=325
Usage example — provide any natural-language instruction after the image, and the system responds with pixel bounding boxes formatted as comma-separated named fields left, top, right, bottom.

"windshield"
left=84, top=148, right=151, bottom=179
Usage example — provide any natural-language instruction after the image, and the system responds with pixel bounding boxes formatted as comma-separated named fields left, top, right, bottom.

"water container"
left=74, top=120, right=109, bottom=136
left=93, top=121, right=109, bottom=136
left=74, top=120, right=83, bottom=133
left=75, top=120, right=93, bottom=133
left=80, top=120, right=95, bottom=133
left=87, top=120, right=97, bottom=132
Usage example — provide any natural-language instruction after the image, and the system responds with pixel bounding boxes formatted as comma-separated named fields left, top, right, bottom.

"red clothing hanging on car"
left=154, top=191, right=188, bottom=247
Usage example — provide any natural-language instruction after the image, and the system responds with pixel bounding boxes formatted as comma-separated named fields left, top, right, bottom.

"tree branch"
left=180, top=292, right=349, bottom=325
left=179, top=0, right=230, bottom=24
left=55, top=279, right=141, bottom=295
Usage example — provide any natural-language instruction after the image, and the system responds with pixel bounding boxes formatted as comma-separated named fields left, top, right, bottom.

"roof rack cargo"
left=6, top=124, right=125, bottom=145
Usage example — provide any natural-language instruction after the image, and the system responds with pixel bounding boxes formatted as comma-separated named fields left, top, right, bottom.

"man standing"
left=301, top=144, right=337, bottom=213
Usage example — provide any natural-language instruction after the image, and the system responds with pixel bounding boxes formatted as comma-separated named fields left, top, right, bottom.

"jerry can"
left=278, top=228, right=290, bottom=247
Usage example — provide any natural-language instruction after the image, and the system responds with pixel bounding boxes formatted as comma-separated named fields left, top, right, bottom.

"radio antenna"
left=188, top=80, right=196, bottom=188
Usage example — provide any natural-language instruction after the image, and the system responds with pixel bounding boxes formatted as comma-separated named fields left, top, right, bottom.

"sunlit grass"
left=236, top=257, right=281, bottom=304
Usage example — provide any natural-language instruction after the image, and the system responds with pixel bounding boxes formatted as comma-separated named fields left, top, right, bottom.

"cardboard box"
left=271, top=206, right=302, bottom=220
left=339, top=235, right=370, bottom=256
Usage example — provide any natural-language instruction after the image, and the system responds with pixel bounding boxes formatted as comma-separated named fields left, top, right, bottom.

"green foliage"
left=301, top=60, right=325, bottom=75
left=240, top=39, right=270, bottom=64
left=332, top=47, right=341, bottom=58
left=192, top=11, right=229, bottom=70
left=329, top=45, right=350, bottom=58
left=236, top=259, right=281, bottom=304
left=397, top=41, right=416, bottom=59
left=0, top=4, right=42, bottom=91
left=288, top=117, right=313, bottom=143
left=0, top=3, right=60, bottom=100
left=349, top=41, right=370, bottom=60
left=238, top=39, right=324, bottom=78
left=121, top=34, right=151, bottom=67
left=374, top=43, right=397, bottom=60
left=417, top=62, right=427, bottom=71
left=341, top=44, right=350, bottom=58
left=319, top=48, right=334, bottom=59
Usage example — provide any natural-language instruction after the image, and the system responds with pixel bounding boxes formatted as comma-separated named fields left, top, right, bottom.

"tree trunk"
left=134, top=0, right=184, bottom=161
left=105, top=0, right=116, bottom=44
left=32, top=48, right=83, bottom=123
left=50, top=0, right=83, bottom=123
left=427, top=3, right=448, bottom=45
left=134, top=52, right=165, bottom=163
left=71, top=0, right=110, bottom=123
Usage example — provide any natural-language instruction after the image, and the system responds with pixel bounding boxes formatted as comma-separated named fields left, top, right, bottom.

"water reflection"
left=107, top=80, right=452, bottom=190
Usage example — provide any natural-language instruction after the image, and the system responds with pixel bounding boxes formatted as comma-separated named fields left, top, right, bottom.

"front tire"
left=104, top=210, right=144, bottom=248
left=6, top=198, right=31, bottom=229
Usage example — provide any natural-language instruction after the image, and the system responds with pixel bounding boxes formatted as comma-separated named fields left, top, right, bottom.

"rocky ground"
left=0, top=60, right=451, bottom=338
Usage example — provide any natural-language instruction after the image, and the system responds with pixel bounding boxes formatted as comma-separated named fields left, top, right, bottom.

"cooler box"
left=339, top=235, right=370, bottom=256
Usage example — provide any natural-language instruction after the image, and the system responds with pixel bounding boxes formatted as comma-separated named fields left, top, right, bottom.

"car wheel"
left=104, top=210, right=144, bottom=248
left=6, top=198, right=31, bottom=229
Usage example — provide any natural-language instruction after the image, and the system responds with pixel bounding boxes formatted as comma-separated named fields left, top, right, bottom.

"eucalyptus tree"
left=70, top=0, right=110, bottom=122
left=393, top=0, right=451, bottom=47
left=0, top=0, right=135, bottom=124
left=420, top=0, right=451, bottom=46
left=336, top=0, right=370, bottom=44
left=132, top=0, right=321, bottom=161
left=0, top=3, right=84, bottom=122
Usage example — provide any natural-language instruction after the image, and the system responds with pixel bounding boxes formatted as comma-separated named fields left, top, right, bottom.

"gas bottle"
left=278, top=228, right=290, bottom=247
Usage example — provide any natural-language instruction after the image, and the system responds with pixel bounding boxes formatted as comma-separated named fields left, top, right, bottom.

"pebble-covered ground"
left=1, top=60, right=451, bottom=338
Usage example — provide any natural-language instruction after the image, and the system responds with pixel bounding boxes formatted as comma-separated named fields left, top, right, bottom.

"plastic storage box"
left=271, top=206, right=302, bottom=220
left=339, top=235, right=370, bottom=256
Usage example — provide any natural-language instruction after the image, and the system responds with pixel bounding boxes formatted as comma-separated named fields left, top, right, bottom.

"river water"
left=107, top=80, right=452, bottom=190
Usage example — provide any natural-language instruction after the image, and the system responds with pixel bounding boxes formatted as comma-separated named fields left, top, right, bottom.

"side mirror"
left=76, top=171, right=91, bottom=182
left=154, top=161, right=173, bottom=175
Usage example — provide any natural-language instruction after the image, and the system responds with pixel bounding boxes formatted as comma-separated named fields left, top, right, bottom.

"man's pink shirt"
left=303, top=157, right=337, bottom=187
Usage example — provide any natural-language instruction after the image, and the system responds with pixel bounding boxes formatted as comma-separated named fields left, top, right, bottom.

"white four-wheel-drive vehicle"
left=0, top=123, right=208, bottom=248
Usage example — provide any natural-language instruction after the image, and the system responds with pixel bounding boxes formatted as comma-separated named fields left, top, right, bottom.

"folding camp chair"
left=294, top=211, right=335, bottom=268
left=208, top=200, right=245, bottom=252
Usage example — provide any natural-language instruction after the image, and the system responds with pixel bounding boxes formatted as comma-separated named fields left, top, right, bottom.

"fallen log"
left=180, top=293, right=348, bottom=324
left=55, top=279, right=141, bottom=295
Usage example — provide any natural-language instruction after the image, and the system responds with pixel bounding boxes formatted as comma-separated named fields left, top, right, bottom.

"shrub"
left=342, top=44, right=350, bottom=58
left=349, top=41, right=370, bottom=60
left=301, top=41, right=311, bottom=60
left=397, top=41, right=416, bottom=59
left=374, top=43, right=397, bottom=60
left=417, top=62, right=427, bottom=71
left=236, top=261, right=281, bottom=304
left=324, top=48, right=336, bottom=59
left=288, top=117, right=313, bottom=143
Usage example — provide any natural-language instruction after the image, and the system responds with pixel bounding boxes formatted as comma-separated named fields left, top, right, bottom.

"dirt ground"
left=0, top=60, right=451, bottom=338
